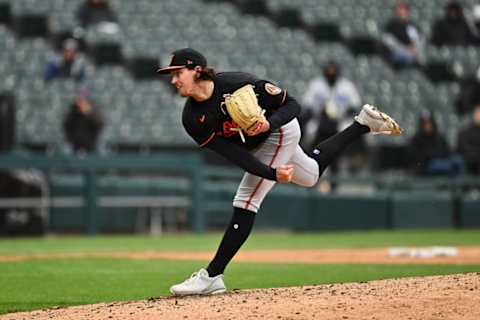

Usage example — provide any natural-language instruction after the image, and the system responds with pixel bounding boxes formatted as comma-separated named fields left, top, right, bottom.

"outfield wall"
left=1, top=152, right=480, bottom=234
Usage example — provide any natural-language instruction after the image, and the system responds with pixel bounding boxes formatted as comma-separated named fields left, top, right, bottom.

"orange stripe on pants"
left=244, top=128, right=283, bottom=210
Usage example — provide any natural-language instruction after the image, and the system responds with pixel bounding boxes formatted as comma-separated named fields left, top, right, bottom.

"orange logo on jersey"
left=223, top=120, right=239, bottom=137
left=265, top=83, right=282, bottom=95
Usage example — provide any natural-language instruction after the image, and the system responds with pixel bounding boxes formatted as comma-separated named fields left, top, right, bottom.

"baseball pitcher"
left=157, top=48, right=401, bottom=295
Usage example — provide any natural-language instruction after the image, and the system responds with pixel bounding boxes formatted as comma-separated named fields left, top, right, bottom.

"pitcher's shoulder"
left=215, top=72, right=259, bottom=92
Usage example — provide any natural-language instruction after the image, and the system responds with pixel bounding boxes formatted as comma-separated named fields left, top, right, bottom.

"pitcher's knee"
left=304, top=175, right=319, bottom=188
left=233, top=198, right=260, bottom=213
left=292, top=174, right=319, bottom=188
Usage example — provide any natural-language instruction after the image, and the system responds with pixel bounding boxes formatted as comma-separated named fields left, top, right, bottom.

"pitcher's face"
left=170, top=68, right=197, bottom=97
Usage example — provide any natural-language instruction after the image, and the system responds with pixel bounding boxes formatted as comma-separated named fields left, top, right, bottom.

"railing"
left=0, top=151, right=204, bottom=235
left=1, top=151, right=479, bottom=234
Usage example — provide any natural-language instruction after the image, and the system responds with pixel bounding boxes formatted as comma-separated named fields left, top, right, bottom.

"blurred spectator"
left=431, top=1, right=477, bottom=46
left=76, top=0, right=118, bottom=29
left=301, top=61, right=361, bottom=143
left=301, top=61, right=366, bottom=175
left=44, top=39, right=86, bottom=82
left=407, top=111, right=461, bottom=176
left=382, top=3, right=423, bottom=67
left=473, top=3, right=480, bottom=35
left=63, top=92, right=104, bottom=154
left=457, top=104, right=480, bottom=174
left=455, top=66, right=480, bottom=116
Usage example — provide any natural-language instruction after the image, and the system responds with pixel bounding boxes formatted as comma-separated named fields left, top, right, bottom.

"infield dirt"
left=1, top=246, right=480, bottom=264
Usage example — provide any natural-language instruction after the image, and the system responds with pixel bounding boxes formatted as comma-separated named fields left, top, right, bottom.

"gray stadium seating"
left=2, top=0, right=476, bottom=154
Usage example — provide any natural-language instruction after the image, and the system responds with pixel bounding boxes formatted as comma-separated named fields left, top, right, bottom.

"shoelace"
left=183, top=271, right=201, bottom=284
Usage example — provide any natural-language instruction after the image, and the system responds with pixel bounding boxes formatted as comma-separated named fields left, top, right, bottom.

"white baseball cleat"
left=354, top=104, right=402, bottom=135
left=170, top=268, right=226, bottom=296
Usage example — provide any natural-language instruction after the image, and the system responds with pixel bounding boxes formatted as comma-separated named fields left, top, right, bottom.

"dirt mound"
left=2, top=273, right=479, bottom=320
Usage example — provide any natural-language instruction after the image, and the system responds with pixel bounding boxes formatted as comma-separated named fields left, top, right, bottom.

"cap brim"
left=156, top=65, right=185, bottom=74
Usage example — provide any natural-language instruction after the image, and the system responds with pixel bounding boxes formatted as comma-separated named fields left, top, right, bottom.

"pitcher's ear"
left=194, top=65, right=202, bottom=76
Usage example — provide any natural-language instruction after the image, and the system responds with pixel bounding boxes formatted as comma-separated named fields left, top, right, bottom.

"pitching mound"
left=2, top=273, right=479, bottom=320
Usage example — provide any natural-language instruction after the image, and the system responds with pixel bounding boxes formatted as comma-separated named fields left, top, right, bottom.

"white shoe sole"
left=170, top=288, right=227, bottom=296
left=208, top=288, right=227, bottom=295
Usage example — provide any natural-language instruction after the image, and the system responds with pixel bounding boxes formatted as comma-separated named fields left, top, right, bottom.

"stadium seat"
left=271, top=8, right=304, bottom=29
left=4, top=0, right=474, bottom=154
left=126, top=57, right=158, bottom=79
left=422, top=61, right=458, bottom=83
left=309, top=21, right=342, bottom=42
left=0, top=92, right=16, bottom=152
left=347, top=36, right=381, bottom=56
left=14, top=13, right=49, bottom=38
left=89, top=42, right=124, bottom=66
left=236, top=0, right=268, bottom=16
left=0, top=2, right=11, bottom=26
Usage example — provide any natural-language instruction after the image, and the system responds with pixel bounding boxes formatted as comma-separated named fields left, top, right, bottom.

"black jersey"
left=182, top=72, right=291, bottom=150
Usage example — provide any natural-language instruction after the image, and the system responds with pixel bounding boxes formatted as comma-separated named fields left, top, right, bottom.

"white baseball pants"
left=233, top=119, right=319, bottom=213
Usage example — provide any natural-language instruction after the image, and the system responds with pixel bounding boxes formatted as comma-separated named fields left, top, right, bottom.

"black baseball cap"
left=157, top=48, right=207, bottom=74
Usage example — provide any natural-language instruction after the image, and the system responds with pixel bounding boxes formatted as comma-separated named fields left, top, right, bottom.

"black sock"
left=206, top=207, right=255, bottom=277
left=310, top=122, right=369, bottom=175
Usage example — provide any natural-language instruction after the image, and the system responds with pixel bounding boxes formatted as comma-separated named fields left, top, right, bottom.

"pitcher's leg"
left=234, top=119, right=301, bottom=212
left=207, top=207, right=255, bottom=277
left=208, top=120, right=300, bottom=280
left=290, top=145, right=319, bottom=187
left=311, top=122, right=369, bottom=176
left=309, top=104, right=401, bottom=177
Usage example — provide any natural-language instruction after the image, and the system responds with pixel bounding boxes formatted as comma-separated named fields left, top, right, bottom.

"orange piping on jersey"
left=199, top=132, right=216, bottom=147
left=280, top=91, right=287, bottom=105
left=244, top=128, right=283, bottom=211
left=244, top=177, right=264, bottom=211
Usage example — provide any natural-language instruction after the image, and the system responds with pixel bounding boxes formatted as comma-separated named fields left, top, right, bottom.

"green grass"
left=0, top=258, right=479, bottom=314
left=1, top=229, right=480, bottom=255
left=1, top=229, right=480, bottom=315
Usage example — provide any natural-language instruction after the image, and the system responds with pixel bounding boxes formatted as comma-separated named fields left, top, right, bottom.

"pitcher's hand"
left=246, top=120, right=270, bottom=136
left=276, top=164, right=294, bottom=183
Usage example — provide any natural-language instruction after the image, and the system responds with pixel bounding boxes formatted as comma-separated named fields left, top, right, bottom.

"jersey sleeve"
left=254, top=80, right=301, bottom=131
left=206, top=137, right=277, bottom=181
left=254, top=80, right=287, bottom=110
left=182, top=107, right=216, bottom=147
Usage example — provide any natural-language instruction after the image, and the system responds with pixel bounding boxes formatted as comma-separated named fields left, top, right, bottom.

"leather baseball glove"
left=222, top=84, right=266, bottom=143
